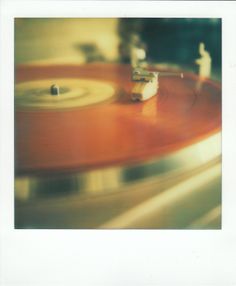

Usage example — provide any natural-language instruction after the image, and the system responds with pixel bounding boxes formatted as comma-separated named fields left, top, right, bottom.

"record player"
left=14, top=18, right=222, bottom=229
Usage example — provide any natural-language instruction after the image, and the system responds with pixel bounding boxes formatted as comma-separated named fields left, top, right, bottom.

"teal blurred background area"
left=119, top=18, right=221, bottom=78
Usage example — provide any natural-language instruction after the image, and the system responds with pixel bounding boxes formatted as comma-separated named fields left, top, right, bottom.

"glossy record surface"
left=15, top=63, right=221, bottom=175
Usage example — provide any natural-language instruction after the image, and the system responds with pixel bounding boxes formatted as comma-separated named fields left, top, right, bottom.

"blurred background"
left=15, top=18, right=221, bottom=79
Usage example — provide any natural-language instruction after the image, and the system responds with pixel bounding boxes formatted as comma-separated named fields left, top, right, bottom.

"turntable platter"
left=15, top=63, right=221, bottom=175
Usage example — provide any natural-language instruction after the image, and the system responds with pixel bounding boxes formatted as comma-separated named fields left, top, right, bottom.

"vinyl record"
left=15, top=63, right=221, bottom=175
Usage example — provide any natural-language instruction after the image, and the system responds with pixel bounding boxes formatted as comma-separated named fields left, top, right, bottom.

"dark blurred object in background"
left=118, top=18, right=221, bottom=78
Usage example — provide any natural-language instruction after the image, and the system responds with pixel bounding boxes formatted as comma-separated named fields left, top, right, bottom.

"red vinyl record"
left=15, top=63, right=221, bottom=175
